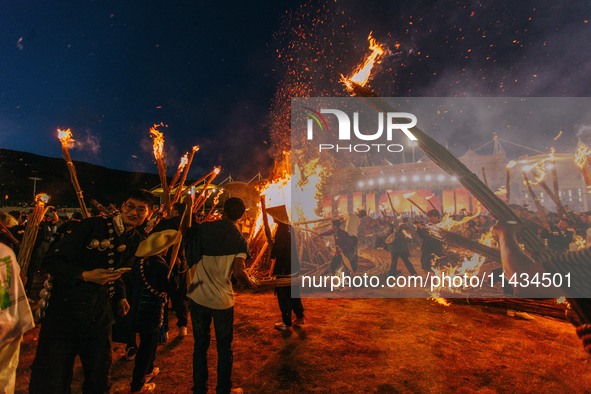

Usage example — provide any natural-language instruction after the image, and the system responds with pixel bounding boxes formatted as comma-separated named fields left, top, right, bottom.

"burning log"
left=57, top=129, right=90, bottom=218
left=17, top=194, right=50, bottom=283
left=149, top=124, right=171, bottom=214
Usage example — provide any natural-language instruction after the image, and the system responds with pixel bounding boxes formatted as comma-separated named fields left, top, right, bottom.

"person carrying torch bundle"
left=29, top=189, right=155, bottom=394
left=415, top=209, right=446, bottom=272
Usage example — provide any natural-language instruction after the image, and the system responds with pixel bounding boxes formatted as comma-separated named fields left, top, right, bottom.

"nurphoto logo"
left=305, top=107, right=418, bottom=153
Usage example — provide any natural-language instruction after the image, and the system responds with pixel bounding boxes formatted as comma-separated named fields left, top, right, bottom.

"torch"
left=17, top=193, right=50, bottom=283
left=574, top=142, right=591, bottom=191
left=403, top=192, right=427, bottom=215
left=149, top=123, right=171, bottom=215
left=549, top=148, right=560, bottom=198
left=521, top=169, right=548, bottom=227
left=385, top=190, right=399, bottom=216
left=171, top=145, right=200, bottom=206
left=425, top=193, right=438, bottom=211
left=193, top=167, right=222, bottom=214
left=57, top=129, right=90, bottom=218
left=505, top=160, right=516, bottom=204
left=169, top=152, right=189, bottom=198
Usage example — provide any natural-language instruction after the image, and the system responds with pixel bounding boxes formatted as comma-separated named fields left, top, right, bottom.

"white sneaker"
left=179, top=326, right=188, bottom=338
left=274, top=322, right=291, bottom=331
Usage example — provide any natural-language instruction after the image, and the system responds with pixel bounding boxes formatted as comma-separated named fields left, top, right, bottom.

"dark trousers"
left=275, top=286, right=304, bottom=326
left=389, top=252, right=417, bottom=276
left=163, top=275, right=189, bottom=330
left=29, top=326, right=112, bottom=394
left=130, top=330, right=159, bottom=391
left=190, top=301, right=234, bottom=394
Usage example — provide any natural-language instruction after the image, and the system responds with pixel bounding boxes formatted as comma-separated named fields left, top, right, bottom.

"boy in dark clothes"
left=129, top=229, right=178, bottom=393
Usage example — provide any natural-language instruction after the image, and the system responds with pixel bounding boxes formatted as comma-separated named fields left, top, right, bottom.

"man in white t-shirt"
left=184, top=198, right=257, bottom=394
left=0, top=241, right=35, bottom=393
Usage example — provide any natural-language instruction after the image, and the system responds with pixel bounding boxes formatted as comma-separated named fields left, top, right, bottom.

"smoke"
left=73, top=129, right=101, bottom=154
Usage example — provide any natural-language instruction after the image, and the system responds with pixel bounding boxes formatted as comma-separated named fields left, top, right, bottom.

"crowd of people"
left=1, top=190, right=591, bottom=393
left=0, top=190, right=306, bottom=394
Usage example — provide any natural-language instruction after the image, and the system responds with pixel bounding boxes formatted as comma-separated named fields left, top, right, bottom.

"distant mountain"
left=0, top=149, right=162, bottom=206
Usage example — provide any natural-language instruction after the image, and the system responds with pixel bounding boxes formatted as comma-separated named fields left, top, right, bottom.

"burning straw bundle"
left=17, top=194, right=50, bottom=283
left=345, top=81, right=591, bottom=323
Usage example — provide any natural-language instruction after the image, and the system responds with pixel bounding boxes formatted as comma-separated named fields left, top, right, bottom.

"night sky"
left=2, top=1, right=591, bottom=180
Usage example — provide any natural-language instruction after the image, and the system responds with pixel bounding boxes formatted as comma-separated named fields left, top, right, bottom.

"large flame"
left=341, top=32, right=386, bottom=90
left=57, top=128, right=74, bottom=148
left=253, top=153, right=326, bottom=236
left=575, top=142, right=591, bottom=169
left=435, top=207, right=481, bottom=231
left=149, top=123, right=166, bottom=160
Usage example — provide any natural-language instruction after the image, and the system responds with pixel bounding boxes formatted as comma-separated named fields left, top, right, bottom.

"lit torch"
left=403, top=192, right=427, bottom=215
left=17, top=193, right=51, bottom=283
left=193, top=166, right=222, bottom=214
left=57, top=128, right=90, bottom=218
left=172, top=145, right=200, bottom=206
left=169, top=152, right=189, bottom=196
left=149, top=123, right=171, bottom=213
left=341, top=32, right=385, bottom=91
left=574, top=142, right=591, bottom=191
left=528, top=158, right=568, bottom=218
left=425, top=193, right=438, bottom=212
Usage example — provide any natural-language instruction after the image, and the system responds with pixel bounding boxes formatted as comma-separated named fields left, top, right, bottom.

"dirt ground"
left=15, top=289, right=591, bottom=393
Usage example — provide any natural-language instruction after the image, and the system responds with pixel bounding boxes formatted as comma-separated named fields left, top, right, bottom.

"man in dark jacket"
left=416, top=209, right=446, bottom=272
left=386, top=222, right=417, bottom=276
left=29, top=189, right=154, bottom=394
left=321, top=219, right=358, bottom=275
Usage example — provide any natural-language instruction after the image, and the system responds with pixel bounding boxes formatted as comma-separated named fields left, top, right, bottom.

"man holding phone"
left=30, top=189, right=155, bottom=394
